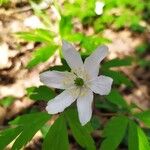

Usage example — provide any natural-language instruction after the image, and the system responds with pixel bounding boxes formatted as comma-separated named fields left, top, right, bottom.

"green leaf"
left=130, top=23, right=145, bottom=33
left=0, top=127, right=22, bottom=150
left=102, top=69, right=133, bottom=87
left=43, top=115, right=69, bottom=150
left=59, top=16, right=73, bottom=37
left=26, top=86, right=55, bottom=101
left=137, top=126, right=150, bottom=150
left=91, top=116, right=101, bottom=130
left=65, top=33, right=84, bottom=42
left=128, top=120, right=150, bottom=150
left=81, top=36, right=110, bottom=54
left=138, top=59, right=150, bottom=68
left=30, top=1, right=51, bottom=26
left=0, top=96, right=15, bottom=108
left=27, top=44, right=57, bottom=68
left=128, top=120, right=139, bottom=150
left=95, top=96, right=117, bottom=112
left=16, top=29, right=54, bottom=42
left=41, top=124, right=51, bottom=138
left=102, top=57, right=133, bottom=68
left=10, top=112, right=50, bottom=150
left=65, top=108, right=96, bottom=150
left=9, top=112, right=50, bottom=125
left=100, top=116, right=128, bottom=150
left=134, top=111, right=150, bottom=127
left=106, top=89, right=128, bottom=110
left=136, top=44, right=148, bottom=55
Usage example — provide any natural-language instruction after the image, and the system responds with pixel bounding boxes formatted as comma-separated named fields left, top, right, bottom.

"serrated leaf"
left=106, top=89, right=129, bottom=110
left=26, top=86, right=55, bottom=101
left=27, top=44, right=57, bottom=68
left=102, top=57, right=133, bottom=68
left=103, top=69, right=133, bottom=87
left=100, top=116, right=128, bottom=150
left=65, top=108, right=96, bottom=150
left=10, top=112, right=50, bottom=150
left=43, top=115, right=69, bottom=150
left=0, top=127, right=22, bottom=150
left=16, top=29, right=54, bottom=42
left=134, top=111, right=150, bottom=127
left=128, top=120, right=150, bottom=150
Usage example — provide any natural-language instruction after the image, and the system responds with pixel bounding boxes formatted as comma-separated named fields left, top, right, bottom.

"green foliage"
left=102, top=69, right=133, bottom=87
left=59, top=16, right=73, bottom=38
left=65, top=108, right=96, bottom=150
left=106, top=89, right=128, bottom=110
left=130, top=23, right=145, bottom=33
left=81, top=36, right=111, bottom=53
left=41, top=124, right=51, bottom=138
left=16, top=28, right=58, bottom=68
left=102, top=57, right=133, bottom=68
left=100, top=116, right=128, bottom=150
left=91, top=116, right=101, bottom=130
left=27, top=44, right=58, bottom=68
left=16, top=29, right=54, bottom=42
left=43, top=115, right=69, bottom=150
left=128, top=120, right=150, bottom=150
left=101, top=57, right=134, bottom=88
left=135, top=43, right=150, bottom=68
left=61, top=0, right=96, bottom=20
left=30, top=1, right=51, bottom=26
left=134, top=111, right=150, bottom=127
left=26, top=85, right=55, bottom=101
left=0, top=96, right=15, bottom=108
left=11, top=113, right=50, bottom=150
left=94, top=0, right=146, bottom=31
left=128, top=120, right=139, bottom=150
left=1, top=112, right=51, bottom=150
left=0, top=127, right=22, bottom=150
left=95, top=97, right=118, bottom=112
left=0, top=0, right=9, bottom=5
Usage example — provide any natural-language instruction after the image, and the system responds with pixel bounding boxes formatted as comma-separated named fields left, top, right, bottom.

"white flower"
left=95, top=1, right=105, bottom=15
left=40, top=40, right=113, bottom=126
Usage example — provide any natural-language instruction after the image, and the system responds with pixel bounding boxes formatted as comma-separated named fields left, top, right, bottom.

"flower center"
left=74, top=77, right=84, bottom=86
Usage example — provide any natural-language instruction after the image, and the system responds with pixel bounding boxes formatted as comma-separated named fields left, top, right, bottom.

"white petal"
left=89, top=75, right=113, bottom=95
left=84, top=45, right=108, bottom=78
left=62, top=40, right=83, bottom=71
left=40, top=70, right=75, bottom=89
left=46, top=89, right=79, bottom=114
left=77, top=89, right=93, bottom=126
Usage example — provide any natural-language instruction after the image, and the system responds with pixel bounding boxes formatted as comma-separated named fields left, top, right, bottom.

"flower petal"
left=46, top=89, right=79, bottom=114
left=62, top=40, right=83, bottom=71
left=84, top=45, right=108, bottom=78
left=77, top=89, right=93, bottom=126
left=89, top=75, right=113, bottom=95
left=40, top=70, right=75, bottom=89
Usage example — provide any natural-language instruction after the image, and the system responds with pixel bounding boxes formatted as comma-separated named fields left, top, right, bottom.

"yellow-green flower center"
left=74, top=77, right=84, bottom=86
